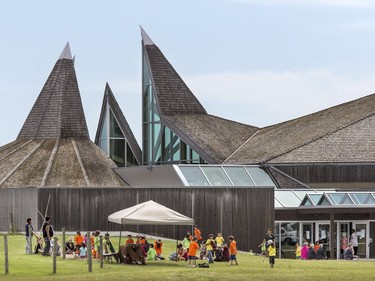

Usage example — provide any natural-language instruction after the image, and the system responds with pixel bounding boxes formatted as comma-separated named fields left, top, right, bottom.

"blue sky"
left=1, top=0, right=375, bottom=146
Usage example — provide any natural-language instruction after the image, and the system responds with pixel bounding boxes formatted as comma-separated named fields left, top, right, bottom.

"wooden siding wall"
left=0, top=188, right=38, bottom=232
left=38, top=187, right=274, bottom=252
left=276, top=164, right=375, bottom=184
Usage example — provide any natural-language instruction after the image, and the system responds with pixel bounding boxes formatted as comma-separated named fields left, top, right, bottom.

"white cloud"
left=184, top=69, right=375, bottom=127
left=232, top=0, right=375, bottom=8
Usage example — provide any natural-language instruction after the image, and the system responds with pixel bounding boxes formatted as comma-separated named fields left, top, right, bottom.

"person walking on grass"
left=267, top=240, right=276, bottom=268
left=42, top=217, right=53, bottom=256
left=228, top=235, right=238, bottom=265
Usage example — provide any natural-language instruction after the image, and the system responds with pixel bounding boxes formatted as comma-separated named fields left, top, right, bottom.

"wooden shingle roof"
left=18, top=43, right=89, bottom=139
left=0, top=44, right=125, bottom=188
left=144, top=44, right=207, bottom=116
left=225, top=93, right=375, bottom=164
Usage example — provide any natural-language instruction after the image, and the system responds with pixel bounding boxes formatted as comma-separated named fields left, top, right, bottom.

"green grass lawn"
left=0, top=234, right=375, bottom=281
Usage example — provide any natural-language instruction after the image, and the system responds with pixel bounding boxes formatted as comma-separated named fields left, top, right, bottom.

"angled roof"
left=94, top=83, right=142, bottom=165
left=0, top=138, right=125, bottom=188
left=18, top=43, right=89, bottom=139
left=142, top=30, right=207, bottom=116
left=0, top=44, right=125, bottom=188
left=163, top=114, right=258, bottom=164
left=141, top=28, right=259, bottom=163
left=225, top=94, right=375, bottom=164
left=108, top=200, right=194, bottom=225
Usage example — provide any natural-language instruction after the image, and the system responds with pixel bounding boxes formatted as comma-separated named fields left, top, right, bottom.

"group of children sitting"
left=296, top=241, right=327, bottom=260
left=177, top=226, right=238, bottom=268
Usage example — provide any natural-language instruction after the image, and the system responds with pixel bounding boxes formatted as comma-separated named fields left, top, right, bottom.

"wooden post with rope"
left=87, top=231, right=92, bottom=272
left=4, top=235, right=9, bottom=274
left=52, top=237, right=57, bottom=274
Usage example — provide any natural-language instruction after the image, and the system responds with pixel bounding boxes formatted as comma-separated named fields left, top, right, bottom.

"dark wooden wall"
left=276, top=164, right=375, bottom=184
left=38, top=187, right=274, bottom=252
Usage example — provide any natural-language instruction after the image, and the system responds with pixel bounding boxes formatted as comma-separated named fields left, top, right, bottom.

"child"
left=295, top=242, right=301, bottom=259
left=94, top=230, right=100, bottom=259
left=154, top=239, right=164, bottom=260
left=199, top=241, right=208, bottom=260
left=188, top=237, right=199, bottom=268
left=301, top=242, right=309, bottom=260
left=126, top=234, right=134, bottom=244
left=267, top=240, right=276, bottom=268
left=228, top=235, right=238, bottom=265
left=147, top=244, right=156, bottom=260
left=215, top=233, right=224, bottom=247
left=80, top=242, right=87, bottom=259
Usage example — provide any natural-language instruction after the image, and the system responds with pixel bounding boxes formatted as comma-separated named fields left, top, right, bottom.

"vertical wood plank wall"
left=36, top=187, right=274, bottom=252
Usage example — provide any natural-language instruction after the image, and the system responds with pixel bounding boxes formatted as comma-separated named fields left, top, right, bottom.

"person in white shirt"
left=350, top=229, right=359, bottom=256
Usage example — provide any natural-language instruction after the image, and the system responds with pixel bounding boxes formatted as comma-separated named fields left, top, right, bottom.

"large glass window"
left=223, top=166, right=255, bottom=186
left=110, top=139, right=125, bottom=167
left=352, top=193, right=375, bottom=205
left=201, top=167, right=232, bottom=186
left=246, top=167, right=276, bottom=187
left=179, top=166, right=210, bottom=186
left=279, top=222, right=299, bottom=259
left=328, top=193, right=354, bottom=205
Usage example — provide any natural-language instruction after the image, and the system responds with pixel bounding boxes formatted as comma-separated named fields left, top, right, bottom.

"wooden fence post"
left=62, top=227, right=66, bottom=259
left=4, top=235, right=9, bottom=274
left=100, top=235, right=103, bottom=268
left=87, top=232, right=92, bottom=272
left=53, top=237, right=57, bottom=274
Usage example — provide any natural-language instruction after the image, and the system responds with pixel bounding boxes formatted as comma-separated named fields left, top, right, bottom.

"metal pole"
left=118, top=224, right=122, bottom=251
left=4, top=235, right=9, bottom=274
left=176, top=225, right=179, bottom=262
left=62, top=227, right=66, bottom=259
left=87, top=231, right=92, bottom=272
left=52, top=237, right=57, bottom=274
left=100, top=235, right=104, bottom=268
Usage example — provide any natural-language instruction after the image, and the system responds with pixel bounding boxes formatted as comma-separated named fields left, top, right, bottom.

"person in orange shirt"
left=154, top=239, right=164, bottom=260
left=228, top=235, right=238, bottom=265
left=188, top=237, right=200, bottom=268
left=74, top=230, right=84, bottom=254
left=194, top=225, right=202, bottom=244
left=126, top=234, right=134, bottom=244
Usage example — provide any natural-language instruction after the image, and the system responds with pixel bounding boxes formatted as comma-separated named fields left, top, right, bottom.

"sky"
left=1, top=0, right=375, bottom=146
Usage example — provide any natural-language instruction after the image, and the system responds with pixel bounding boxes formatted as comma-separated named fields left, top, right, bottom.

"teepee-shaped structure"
left=0, top=43, right=125, bottom=188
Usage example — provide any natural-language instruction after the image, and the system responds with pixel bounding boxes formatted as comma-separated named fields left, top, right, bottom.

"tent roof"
left=107, top=200, right=194, bottom=226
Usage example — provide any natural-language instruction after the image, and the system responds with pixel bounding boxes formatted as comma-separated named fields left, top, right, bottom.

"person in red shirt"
left=228, top=235, right=238, bottom=265
left=188, top=237, right=199, bottom=268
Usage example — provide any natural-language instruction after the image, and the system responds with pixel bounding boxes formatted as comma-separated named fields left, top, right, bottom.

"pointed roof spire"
left=140, top=26, right=154, bottom=46
left=58, top=42, right=73, bottom=60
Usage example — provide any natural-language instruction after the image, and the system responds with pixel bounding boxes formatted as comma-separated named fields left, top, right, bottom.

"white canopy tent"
left=108, top=200, right=194, bottom=225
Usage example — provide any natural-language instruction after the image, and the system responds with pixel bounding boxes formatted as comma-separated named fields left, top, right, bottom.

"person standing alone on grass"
left=25, top=218, right=34, bottom=254
left=42, top=217, right=53, bottom=256
left=228, top=235, right=238, bottom=265
left=188, top=237, right=199, bottom=268
left=267, top=240, right=276, bottom=268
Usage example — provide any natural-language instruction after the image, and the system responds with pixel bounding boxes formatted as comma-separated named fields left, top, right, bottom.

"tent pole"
left=119, top=223, right=122, bottom=252
left=176, top=225, right=178, bottom=262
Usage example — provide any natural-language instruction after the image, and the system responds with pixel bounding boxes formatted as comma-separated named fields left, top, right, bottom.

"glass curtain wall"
left=98, top=105, right=139, bottom=167
left=142, top=50, right=205, bottom=165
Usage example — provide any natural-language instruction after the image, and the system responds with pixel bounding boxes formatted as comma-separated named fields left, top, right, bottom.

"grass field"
left=0, top=234, right=375, bottom=281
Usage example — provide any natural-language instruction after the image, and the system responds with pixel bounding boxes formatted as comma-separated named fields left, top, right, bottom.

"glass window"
left=109, top=110, right=124, bottom=138
left=328, top=193, right=354, bottom=205
left=245, top=167, right=275, bottom=187
left=110, top=139, right=125, bottom=167
left=99, top=108, right=109, bottom=154
left=275, top=191, right=301, bottom=207
left=179, top=166, right=210, bottom=186
left=126, top=143, right=138, bottom=167
left=352, top=193, right=375, bottom=204
left=318, top=196, right=332, bottom=206
left=309, top=194, right=322, bottom=205
left=300, top=197, right=313, bottom=206
left=171, top=132, right=180, bottom=161
left=223, top=166, right=255, bottom=186
left=201, top=167, right=232, bottom=186
left=279, top=222, right=299, bottom=259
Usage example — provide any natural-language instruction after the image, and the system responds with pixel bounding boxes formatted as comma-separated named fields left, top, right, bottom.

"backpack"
left=198, top=263, right=210, bottom=268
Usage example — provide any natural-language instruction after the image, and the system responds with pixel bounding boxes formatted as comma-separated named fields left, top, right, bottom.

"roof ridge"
left=222, top=129, right=260, bottom=164
left=262, top=112, right=375, bottom=163
left=0, top=140, right=46, bottom=186
left=71, top=138, right=91, bottom=186
left=40, top=139, right=60, bottom=187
